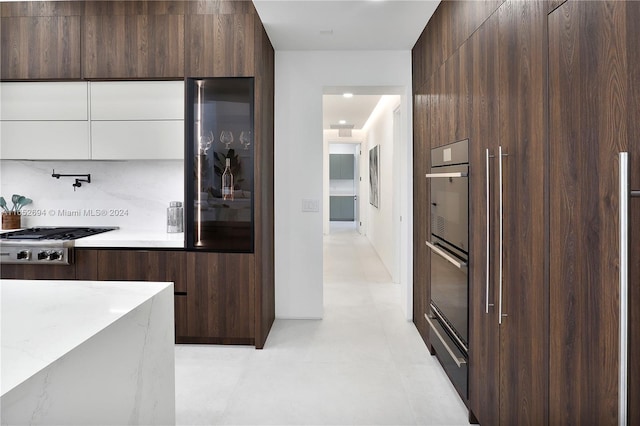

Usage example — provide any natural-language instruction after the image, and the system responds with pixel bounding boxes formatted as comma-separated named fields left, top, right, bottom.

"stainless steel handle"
left=425, top=172, right=468, bottom=178
left=498, top=145, right=505, bottom=325
left=619, top=152, right=629, bottom=426
left=424, top=314, right=467, bottom=367
left=486, top=148, right=491, bottom=314
left=425, top=241, right=467, bottom=270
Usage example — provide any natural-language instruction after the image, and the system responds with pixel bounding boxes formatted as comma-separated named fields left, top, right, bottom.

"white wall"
left=275, top=50, right=413, bottom=319
left=362, top=95, right=401, bottom=283
left=0, top=160, right=183, bottom=231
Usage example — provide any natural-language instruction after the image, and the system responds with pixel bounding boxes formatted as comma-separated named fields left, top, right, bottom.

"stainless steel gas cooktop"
left=0, top=227, right=117, bottom=264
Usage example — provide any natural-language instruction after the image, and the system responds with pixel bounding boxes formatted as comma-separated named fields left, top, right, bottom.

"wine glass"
left=198, top=130, right=214, bottom=154
left=239, top=130, right=252, bottom=150
left=220, top=130, right=234, bottom=149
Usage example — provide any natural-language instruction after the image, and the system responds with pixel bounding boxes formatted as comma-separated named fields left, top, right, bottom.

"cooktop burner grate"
left=0, top=227, right=117, bottom=241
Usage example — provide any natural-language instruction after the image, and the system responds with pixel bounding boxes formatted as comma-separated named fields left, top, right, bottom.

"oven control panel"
left=0, top=247, right=71, bottom=265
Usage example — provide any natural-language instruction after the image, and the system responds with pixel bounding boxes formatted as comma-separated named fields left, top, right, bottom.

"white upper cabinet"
left=90, top=81, right=184, bottom=120
left=0, top=82, right=90, bottom=160
left=1, top=82, right=88, bottom=121
left=91, top=121, right=183, bottom=160
left=89, top=81, right=184, bottom=160
left=0, top=81, right=184, bottom=161
left=1, top=122, right=90, bottom=160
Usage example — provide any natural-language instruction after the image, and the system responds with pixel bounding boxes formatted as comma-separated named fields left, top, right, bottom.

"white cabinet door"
left=1, top=121, right=90, bottom=160
left=90, top=81, right=184, bottom=120
left=91, top=121, right=183, bottom=160
left=0, top=82, right=88, bottom=120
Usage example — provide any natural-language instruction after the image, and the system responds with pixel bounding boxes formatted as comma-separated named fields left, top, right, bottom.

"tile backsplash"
left=0, top=160, right=184, bottom=231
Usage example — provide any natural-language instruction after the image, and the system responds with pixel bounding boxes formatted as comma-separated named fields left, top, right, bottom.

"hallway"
left=175, top=225, right=468, bottom=425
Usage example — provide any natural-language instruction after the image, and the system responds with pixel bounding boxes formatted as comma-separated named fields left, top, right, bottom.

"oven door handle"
left=425, top=241, right=467, bottom=270
left=424, top=314, right=467, bottom=367
left=425, top=172, right=468, bottom=178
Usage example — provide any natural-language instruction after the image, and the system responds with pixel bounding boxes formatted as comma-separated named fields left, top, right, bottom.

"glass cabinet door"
left=185, top=78, right=254, bottom=252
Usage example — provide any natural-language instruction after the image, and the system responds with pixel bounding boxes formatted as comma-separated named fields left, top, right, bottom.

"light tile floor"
left=175, top=222, right=469, bottom=425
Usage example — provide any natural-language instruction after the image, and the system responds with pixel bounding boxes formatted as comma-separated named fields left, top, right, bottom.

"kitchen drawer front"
left=90, top=81, right=184, bottom=120
left=1, top=121, right=90, bottom=160
left=0, top=82, right=88, bottom=120
left=91, top=120, right=184, bottom=160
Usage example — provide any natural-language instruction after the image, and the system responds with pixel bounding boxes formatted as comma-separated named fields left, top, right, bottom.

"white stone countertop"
left=0, top=279, right=173, bottom=397
left=73, top=229, right=185, bottom=248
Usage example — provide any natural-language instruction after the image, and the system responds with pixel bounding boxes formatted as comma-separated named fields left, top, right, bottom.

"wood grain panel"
left=412, top=80, right=431, bottom=348
left=96, top=250, right=187, bottom=293
left=253, top=20, right=275, bottom=349
left=0, top=262, right=76, bottom=280
left=1, top=15, right=81, bottom=80
left=96, top=250, right=189, bottom=340
left=467, top=13, right=499, bottom=426
left=186, top=253, right=255, bottom=342
left=453, top=40, right=470, bottom=143
left=185, top=13, right=254, bottom=77
left=175, top=294, right=189, bottom=338
left=1, top=1, right=83, bottom=17
left=83, top=14, right=185, bottom=79
left=547, top=0, right=567, bottom=15
left=497, top=0, right=547, bottom=424
left=431, top=64, right=445, bottom=148
left=627, top=4, right=640, bottom=424
left=187, top=0, right=255, bottom=16
left=549, top=1, right=627, bottom=424
left=412, top=0, right=504, bottom=89
left=83, top=1, right=185, bottom=16
left=75, top=249, right=98, bottom=280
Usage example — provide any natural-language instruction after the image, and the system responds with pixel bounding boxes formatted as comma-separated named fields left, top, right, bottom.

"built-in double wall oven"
left=425, top=139, right=469, bottom=400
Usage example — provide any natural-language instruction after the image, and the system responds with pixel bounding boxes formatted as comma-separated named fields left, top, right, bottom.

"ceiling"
left=252, top=0, right=439, bottom=51
left=323, top=94, right=382, bottom=130
left=252, top=1, right=439, bottom=130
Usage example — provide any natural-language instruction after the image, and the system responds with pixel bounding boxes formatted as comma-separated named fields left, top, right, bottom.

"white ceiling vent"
left=330, top=123, right=354, bottom=137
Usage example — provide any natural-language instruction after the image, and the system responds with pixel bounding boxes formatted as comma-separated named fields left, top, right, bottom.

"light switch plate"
left=301, top=199, right=319, bottom=212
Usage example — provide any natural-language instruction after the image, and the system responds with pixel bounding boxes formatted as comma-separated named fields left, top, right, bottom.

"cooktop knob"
left=37, top=251, right=49, bottom=260
left=48, top=251, right=62, bottom=261
left=17, top=250, right=31, bottom=260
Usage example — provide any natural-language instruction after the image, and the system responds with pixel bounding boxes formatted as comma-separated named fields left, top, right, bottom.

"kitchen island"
left=0, top=279, right=175, bottom=425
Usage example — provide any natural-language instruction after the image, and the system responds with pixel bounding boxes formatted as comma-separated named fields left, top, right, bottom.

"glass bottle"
left=167, top=201, right=183, bottom=233
left=222, top=158, right=234, bottom=200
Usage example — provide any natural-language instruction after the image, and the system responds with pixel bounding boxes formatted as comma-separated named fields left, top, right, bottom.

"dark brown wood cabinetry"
left=494, top=1, right=547, bottom=423
left=1, top=14, right=81, bottom=80
left=81, top=1, right=186, bottom=79
left=549, top=2, right=640, bottom=424
left=1, top=0, right=262, bottom=81
left=183, top=253, right=255, bottom=344
left=467, top=14, right=499, bottom=426
left=185, top=12, right=255, bottom=77
left=72, top=249, right=189, bottom=338
left=83, top=14, right=185, bottom=79
left=412, top=81, right=431, bottom=349
left=414, top=0, right=639, bottom=424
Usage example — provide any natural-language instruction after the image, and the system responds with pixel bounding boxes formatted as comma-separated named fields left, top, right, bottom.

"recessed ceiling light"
left=339, top=120, right=346, bottom=125
left=343, top=93, right=354, bottom=98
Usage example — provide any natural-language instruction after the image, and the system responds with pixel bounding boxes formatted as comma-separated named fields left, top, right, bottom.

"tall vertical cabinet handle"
left=498, top=145, right=505, bottom=325
left=485, top=149, right=491, bottom=314
left=619, top=152, right=629, bottom=426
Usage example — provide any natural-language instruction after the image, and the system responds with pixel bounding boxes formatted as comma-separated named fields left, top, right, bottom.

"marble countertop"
left=0, top=279, right=173, bottom=397
left=0, top=228, right=184, bottom=248
left=73, top=229, right=184, bottom=248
